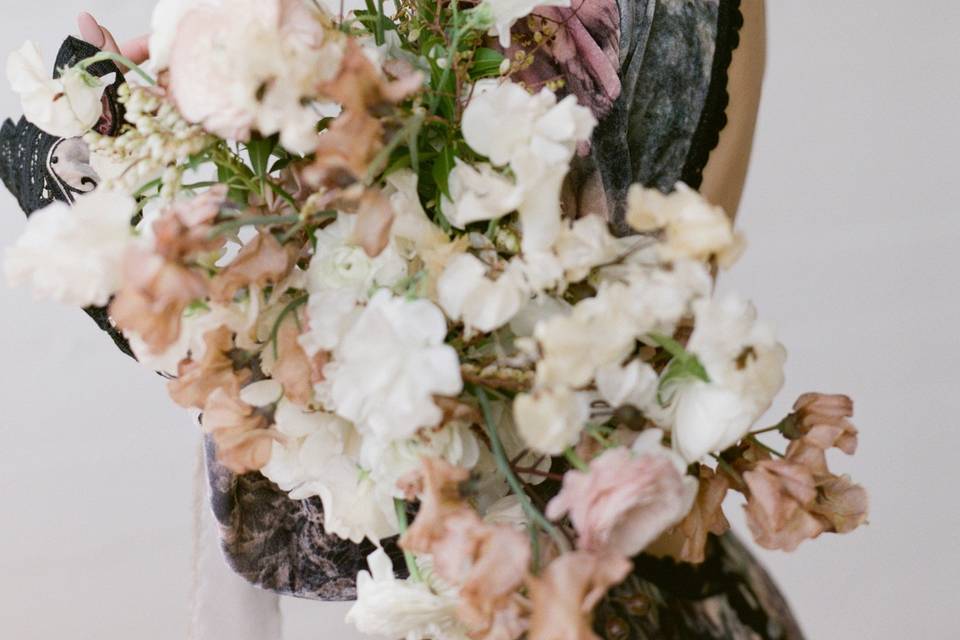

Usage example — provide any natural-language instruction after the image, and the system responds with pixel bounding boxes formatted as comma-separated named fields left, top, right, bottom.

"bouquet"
left=3, top=1, right=867, bottom=638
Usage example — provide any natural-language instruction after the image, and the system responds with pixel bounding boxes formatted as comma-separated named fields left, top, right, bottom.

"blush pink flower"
left=546, top=445, right=696, bottom=557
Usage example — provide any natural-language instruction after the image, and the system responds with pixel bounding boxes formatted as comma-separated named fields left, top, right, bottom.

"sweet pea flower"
left=6, top=41, right=106, bottom=138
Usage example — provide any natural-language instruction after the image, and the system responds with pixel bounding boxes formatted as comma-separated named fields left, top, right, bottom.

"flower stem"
left=564, top=447, right=589, bottom=472
left=207, top=214, right=301, bottom=239
left=748, top=435, right=785, bottom=459
left=394, top=499, right=424, bottom=582
left=79, top=51, right=156, bottom=86
left=472, top=385, right=571, bottom=554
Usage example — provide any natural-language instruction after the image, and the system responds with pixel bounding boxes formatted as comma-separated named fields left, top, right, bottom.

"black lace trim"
left=681, top=0, right=744, bottom=189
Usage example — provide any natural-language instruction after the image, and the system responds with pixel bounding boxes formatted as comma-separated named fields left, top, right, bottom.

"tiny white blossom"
left=6, top=41, right=105, bottom=138
left=595, top=358, right=659, bottom=411
left=4, top=190, right=134, bottom=306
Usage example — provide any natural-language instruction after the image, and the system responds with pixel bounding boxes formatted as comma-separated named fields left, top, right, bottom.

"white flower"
left=164, top=0, right=344, bottom=152
left=461, top=81, right=595, bottom=252
left=441, top=160, right=522, bottom=229
left=437, top=252, right=525, bottom=332
left=253, top=389, right=400, bottom=543
left=4, top=190, right=134, bottom=306
left=603, top=259, right=713, bottom=337
left=6, top=41, right=105, bottom=138
left=385, top=171, right=449, bottom=253
left=554, top=215, right=634, bottom=283
left=323, top=290, right=463, bottom=443
left=307, top=213, right=407, bottom=295
left=361, top=421, right=481, bottom=500
left=148, top=0, right=207, bottom=71
left=514, top=386, right=589, bottom=455
left=298, top=288, right=362, bottom=356
left=668, top=296, right=787, bottom=462
left=534, top=284, right=638, bottom=389
left=476, top=0, right=571, bottom=48
left=595, top=359, right=659, bottom=411
left=346, top=549, right=467, bottom=640
left=627, top=183, right=743, bottom=266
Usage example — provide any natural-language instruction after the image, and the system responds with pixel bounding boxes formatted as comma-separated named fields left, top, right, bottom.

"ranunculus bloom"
left=527, top=551, right=632, bottom=640
left=4, top=189, right=134, bottom=306
left=546, top=433, right=697, bottom=557
left=6, top=41, right=105, bottom=138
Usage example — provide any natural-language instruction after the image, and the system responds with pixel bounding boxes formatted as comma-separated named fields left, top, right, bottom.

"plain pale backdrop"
left=1, top=2, right=958, bottom=639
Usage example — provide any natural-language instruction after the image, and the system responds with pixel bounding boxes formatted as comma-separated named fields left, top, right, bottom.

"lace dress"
left=2, top=3, right=805, bottom=638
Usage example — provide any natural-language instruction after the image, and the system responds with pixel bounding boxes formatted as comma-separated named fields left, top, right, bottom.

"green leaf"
left=432, top=144, right=456, bottom=200
left=247, top=135, right=278, bottom=178
left=649, top=332, right=711, bottom=407
left=469, top=47, right=505, bottom=79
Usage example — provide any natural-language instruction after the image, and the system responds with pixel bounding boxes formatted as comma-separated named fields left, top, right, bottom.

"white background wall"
left=1, top=2, right=958, bottom=639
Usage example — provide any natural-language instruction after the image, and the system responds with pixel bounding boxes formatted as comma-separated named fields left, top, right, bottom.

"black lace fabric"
left=1, top=36, right=133, bottom=356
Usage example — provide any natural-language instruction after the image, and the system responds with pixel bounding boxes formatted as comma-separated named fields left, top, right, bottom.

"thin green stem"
left=79, top=52, right=156, bottom=86
left=564, top=447, right=589, bottom=472
left=207, top=214, right=301, bottom=239
left=749, top=435, right=786, bottom=459
left=472, top=385, right=571, bottom=554
left=394, top=498, right=424, bottom=582
left=270, top=295, right=309, bottom=359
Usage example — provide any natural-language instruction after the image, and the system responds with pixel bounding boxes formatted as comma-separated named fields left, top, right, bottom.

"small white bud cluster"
left=85, top=84, right=214, bottom=197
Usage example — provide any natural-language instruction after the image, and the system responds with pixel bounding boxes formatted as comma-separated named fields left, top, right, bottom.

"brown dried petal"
left=167, top=326, right=251, bottom=409
left=674, top=466, right=731, bottom=564
left=210, top=231, right=297, bottom=303
left=202, top=387, right=273, bottom=474
left=271, top=311, right=315, bottom=407
left=810, top=474, right=869, bottom=534
left=528, top=551, right=632, bottom=640
left=110, top=249, right=208, bottom=353
left=743, top=460, right=824, bottom=552
left=352, top=189, right=395, bottom=257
